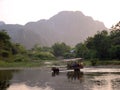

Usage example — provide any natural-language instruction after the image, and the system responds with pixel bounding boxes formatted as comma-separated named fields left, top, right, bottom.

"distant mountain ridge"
left=0, top=11, right=107, bottom=49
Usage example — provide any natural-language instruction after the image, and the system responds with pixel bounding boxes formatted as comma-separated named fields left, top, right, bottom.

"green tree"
left=109, top=21, right=120, bottom=59
left=110, top=29, right=120, bottom=46
left=0, top=30, right=12, bottom=60
left=0, top=30, right=10, bottom=41
left=75, top=43, right=89, bottom=59
left=85, top=30, right=110, bottom=59
left=0, top=30, right=28, bottom=62
left=0, top=30, right=11, bottom=49
left=52, top=42, right=71, bottom=57
left=12, top=43, right=26, bottom=55
left=109, top=45, right=120, bottom=59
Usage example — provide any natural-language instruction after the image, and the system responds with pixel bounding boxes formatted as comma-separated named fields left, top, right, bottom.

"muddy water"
left=0, top=67, right=120, bottom=90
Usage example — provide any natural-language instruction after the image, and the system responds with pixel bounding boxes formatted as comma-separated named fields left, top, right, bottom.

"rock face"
left=0, top=11, right=106, bottom=49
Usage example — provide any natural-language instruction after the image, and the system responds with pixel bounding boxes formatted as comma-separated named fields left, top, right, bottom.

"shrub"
left=1, top=50, right=10, bottom=58
left=13, top=54, right=29, bottom=62
left=35, top=52, right=56, bottom=60
left=90, top=59, right=99, bottom=66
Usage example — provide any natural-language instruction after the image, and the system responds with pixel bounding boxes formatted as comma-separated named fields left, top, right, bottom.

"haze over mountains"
left=0, top=11, right=107, bottom=49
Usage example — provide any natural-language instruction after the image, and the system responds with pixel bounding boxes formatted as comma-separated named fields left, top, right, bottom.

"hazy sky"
left=0, top=0, right=120, bottom=28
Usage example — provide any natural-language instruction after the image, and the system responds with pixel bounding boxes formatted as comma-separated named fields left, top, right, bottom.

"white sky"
left=0, top=0, right=120, bottom=28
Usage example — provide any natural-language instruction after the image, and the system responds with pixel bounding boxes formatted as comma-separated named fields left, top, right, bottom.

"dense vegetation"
left=0, top=21, right=120, bottom=67
left=0, top=30, right=27, bottom=62
left=50, top=22, right=120, bottom=60
left=81, top=21, right=120, bottom=60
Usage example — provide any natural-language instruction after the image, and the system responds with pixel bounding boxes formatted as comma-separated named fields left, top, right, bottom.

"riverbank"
left=0, top=61, right=44, bottom=68
left=0, top=60, right=61, bottom=68
left=0, top=59, right=120, bottom=68
left=84, top=59, right=120, bottom=66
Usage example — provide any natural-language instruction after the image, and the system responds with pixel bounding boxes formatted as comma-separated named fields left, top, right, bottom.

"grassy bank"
left=0, top=59, right=120, bottom=68
left=84, top=59, right=120, bottom=66
left=0, top=61, right=45, bottom=68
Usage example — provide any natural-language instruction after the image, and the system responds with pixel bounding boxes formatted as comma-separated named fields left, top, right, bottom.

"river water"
left=0, top=67, right=120, bottom=90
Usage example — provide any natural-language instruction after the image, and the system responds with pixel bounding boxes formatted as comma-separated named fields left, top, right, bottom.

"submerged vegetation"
left=0, top=21, right=120, bottom=67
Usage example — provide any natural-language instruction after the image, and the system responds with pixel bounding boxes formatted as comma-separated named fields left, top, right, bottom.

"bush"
left=13, top=54, right=29, bottom=62
left=90, top=59, right=99, bottom=66
left=1, top=50, right=10, bottom=58
left=63, top=53, right=75, bottom=59
left=0, top=50, right=12, bottom=61
left=35, top=52, right=56, bottom=60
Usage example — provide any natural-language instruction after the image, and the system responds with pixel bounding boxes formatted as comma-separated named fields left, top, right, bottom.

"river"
left=0, top=67, right=120, bottom=90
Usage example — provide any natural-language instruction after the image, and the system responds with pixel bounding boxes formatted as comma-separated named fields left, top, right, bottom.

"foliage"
left=0, top=30, right=28, bottom=62
left=75, top=43, right=89, bottom=59
left=29, top=44, right=55, bottom=60
left=63, top=52, right=75, bottom=59
left=12, top=43, right=27, bottom=55
left=85, top=30, right=111, bottom=59
left=73, top=21, right=120, bottom=61
left=34, top=52, right=55, bottom=60
left=0, top=60, right=44, bottom=67
left=109, top=45, right=120, bottom=59
left=13, top=54, right=29, bottom=62
left=0, top=30, right=12, bottom=61
left=0, top=30, right=10, bottom=42
left=31, top=44, right=53, bottom=53
left=52, top=42, right=71, bottom=57
left=1, top=21, right=120, bottom=66
left=90, top=59, right=99, bottom=66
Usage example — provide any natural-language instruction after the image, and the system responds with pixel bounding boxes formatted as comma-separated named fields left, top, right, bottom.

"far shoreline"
left=0, top=65, right=120, bottom=70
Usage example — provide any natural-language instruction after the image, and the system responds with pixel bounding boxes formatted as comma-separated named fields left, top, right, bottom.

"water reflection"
left=7, top=83, right=54, bottom=90
left=67, top=71, right=83, bottom=81
left=89, top=74, right=120, bottom=90
left=0, top=70, right=17, bottom=90
left=0, top=68, right=120, bottom=90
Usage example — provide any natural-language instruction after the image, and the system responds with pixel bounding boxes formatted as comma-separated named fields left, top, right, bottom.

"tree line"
left=51, top=21, right=120, bottom=60
left=0, top=21, right=120, bottom=62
